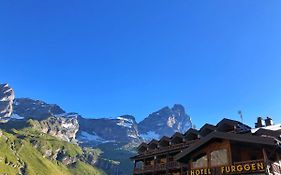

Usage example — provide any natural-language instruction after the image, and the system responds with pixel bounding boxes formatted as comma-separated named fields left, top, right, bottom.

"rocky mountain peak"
left=118, top=115, right=136, bottom=121
left=172, top=104, right=186, bottom=114
left=0, top=83, right=15, bottom=123
left=116, top=115, right=137, bottom=127
left=13, top=98, right=65, bottom=120
left=138, top=104, right=192, bottom=141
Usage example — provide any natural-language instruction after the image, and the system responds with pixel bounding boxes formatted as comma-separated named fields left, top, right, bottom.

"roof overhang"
left=175, top=131, right=278, bottom=163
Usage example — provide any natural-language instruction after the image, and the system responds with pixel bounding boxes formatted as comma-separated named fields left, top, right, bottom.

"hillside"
left=0, top=128, right=105, bottom=175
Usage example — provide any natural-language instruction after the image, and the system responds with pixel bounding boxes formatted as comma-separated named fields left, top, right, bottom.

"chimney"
left=265, top=117, right=273, bottom=126
left=255, top=117, right=265, bottom=128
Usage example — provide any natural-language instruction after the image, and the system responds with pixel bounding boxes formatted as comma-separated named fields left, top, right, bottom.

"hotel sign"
left=190, top=161, right=265, bottom=175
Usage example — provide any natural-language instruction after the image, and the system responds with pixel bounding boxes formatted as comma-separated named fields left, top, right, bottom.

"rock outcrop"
left=0, top=83, right=15, bottom=123
left=29, top=114, right=79, bottom=142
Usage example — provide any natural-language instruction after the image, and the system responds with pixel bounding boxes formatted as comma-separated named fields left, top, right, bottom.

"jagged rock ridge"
left=0, top=83, right=15, bottom=123
left=0, top=83, right=192, bottom=144
left=13, top=98, right=65, bottom=120
left=29, top=113, right=79, bottom=142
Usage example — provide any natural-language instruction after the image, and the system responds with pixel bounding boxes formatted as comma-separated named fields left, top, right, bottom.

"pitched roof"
left=159, top=136, right=170, bottom=142
left=184, top=128, right=200, bottom=140
left=137, top=142, right=148, bottom=150
left=254, top=128, right=281, bottom=138
left=199, top=124, right=216, bottom=136
left=184, top=128, right=199, bottom=136
left=148, top=139, right=158, bottom=146
left=175, top=131, right=278, bottom=162
left=171, top=132, right=184, bottom=139
left=217, top=118, right=240, bottom=126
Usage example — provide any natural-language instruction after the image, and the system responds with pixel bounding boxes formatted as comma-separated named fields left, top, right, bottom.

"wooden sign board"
left=190, top=161, right=265, bottom=175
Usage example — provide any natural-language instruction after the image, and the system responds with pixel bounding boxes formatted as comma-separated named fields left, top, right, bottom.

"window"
left=192, top=153, right=208, bottom=168
left=210, top=149, right=228, bottom=166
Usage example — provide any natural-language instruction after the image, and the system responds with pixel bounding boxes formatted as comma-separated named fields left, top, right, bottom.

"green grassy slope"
left=0, top=132, right=19, bottom=175
left=70, top=161, right=106, bottom=175
left=0, top=129, right=106, bottom=175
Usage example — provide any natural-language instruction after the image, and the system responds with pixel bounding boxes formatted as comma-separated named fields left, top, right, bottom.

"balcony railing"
left=143, top=140, right=197, bottom=156
left=134, top=158, right=281, bottom=174
left=133, top=161, right=187, bottom=174
left=134, top=159, right=281, bottom=174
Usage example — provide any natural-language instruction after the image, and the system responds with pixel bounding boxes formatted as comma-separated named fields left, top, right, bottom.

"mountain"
left=139, top=104, right=192, bottom=141
left=13, top=98, right=65, bottom=120
left=78, top=106, right=192, bottom=144
left=0, top=83, right=15, bottom=123
left=29, top=114, right=79, bottom=142
left=0, top=83, right=192, bottom=175
left=78, top=115, right=140, bottom=145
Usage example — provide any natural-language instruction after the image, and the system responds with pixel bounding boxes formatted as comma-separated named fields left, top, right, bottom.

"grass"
left=18, top=140, right=72, bottom=175
left=13, top=128, right=83, bottom=157
left=0, top=133, right=19, bottom=175
left=0, top=128, right=106, bottom=175
left=70, top=161, right=106, bottom=175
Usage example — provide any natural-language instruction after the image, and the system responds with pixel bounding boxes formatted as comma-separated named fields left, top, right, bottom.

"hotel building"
left=131, top=117, right=281, bottom=175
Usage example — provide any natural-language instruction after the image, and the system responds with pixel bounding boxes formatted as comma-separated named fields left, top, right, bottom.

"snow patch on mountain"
left=116, top=116, right=134, bottom=128
left=10, top=113, right=24, bottom=120
left=78, top=131, right=116, bottom=144
left=167, top=115, right=176, bottom=127
left=79, top=131, right=105, bottom=142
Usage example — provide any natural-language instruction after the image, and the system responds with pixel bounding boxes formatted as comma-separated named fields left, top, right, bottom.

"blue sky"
left=1, top=0, right=281, bottom=127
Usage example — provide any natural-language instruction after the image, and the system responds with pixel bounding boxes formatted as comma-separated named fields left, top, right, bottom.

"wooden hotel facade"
left=131, top=117, right=281, bottom=175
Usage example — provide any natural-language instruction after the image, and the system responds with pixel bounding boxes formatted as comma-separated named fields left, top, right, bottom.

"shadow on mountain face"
left=0, top=120, right=29, bottom=132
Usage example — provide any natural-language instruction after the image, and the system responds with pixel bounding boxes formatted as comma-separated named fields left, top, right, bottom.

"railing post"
left=154, top=156, right=156, bottom=173
left=262, top=148, right=271, bottom=175
left=180, top=163, right=183, bottom=175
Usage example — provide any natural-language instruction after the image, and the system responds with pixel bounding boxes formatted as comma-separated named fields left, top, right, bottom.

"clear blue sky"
left=1, top=0, right=281, bottom=127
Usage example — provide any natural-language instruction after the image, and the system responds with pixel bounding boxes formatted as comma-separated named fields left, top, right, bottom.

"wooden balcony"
left=134, top=159, right=281, bottom=174
left=143, top=141, right=196, bottom=156
left=133, top=161, right=187, bottom=174
left=134, top=159, right=281, bottom=175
